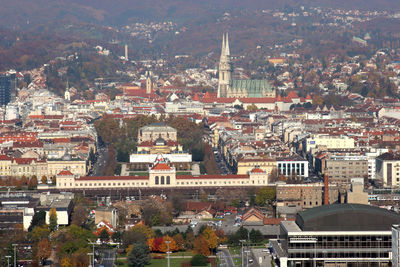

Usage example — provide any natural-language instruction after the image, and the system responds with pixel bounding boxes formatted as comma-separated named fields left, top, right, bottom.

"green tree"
left=190, top=254, right=208, bottom=266
left=99, top=229, right=110, bottom=243
left=255, top=187, right=276, bottom=206
left=49, top=207, right=58, bottom=231
left=249, top=229, right=263, bottom=244
left=29, top=210, right=46, bottom=231
left=127, top=242, right=150, bottom=267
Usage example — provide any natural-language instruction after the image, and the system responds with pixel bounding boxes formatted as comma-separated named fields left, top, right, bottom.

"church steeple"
left=64, top=80, right=71, bottom=101
left=217, top=33, right=232, bottom=98
left=225, top=33, right=230, bottom=56
left=220, top=34, right=225, bottom=60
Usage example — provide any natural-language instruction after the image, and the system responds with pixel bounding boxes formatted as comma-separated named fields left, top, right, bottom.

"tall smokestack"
left=324, top=174, right=329, bottom=205
left=125, top=44, right=128, bottom=61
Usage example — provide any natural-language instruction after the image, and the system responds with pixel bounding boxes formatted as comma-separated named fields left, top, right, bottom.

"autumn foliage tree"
left=194, top=235, right=210, bottom=256
left=28, top=175, right=38, bottom=190
left=37, top=238, right=51, bottom=265
left=173, top=233, right=185, bottom=251
left=201, top=226, right=218, bottom=250
left=159, top=235, right=178, bottom=253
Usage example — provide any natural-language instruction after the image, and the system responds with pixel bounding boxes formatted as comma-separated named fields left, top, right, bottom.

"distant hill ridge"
left=1, top=0, right=399, bottom=28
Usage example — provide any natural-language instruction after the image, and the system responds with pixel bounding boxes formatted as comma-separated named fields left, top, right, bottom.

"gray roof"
left=140, top=123, right=177, bottom=133
left=296, top=204, right=400, bottom=231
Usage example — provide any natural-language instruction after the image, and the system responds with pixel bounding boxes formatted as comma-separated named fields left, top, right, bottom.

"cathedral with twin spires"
left=217, top=33, right=275, bottom=98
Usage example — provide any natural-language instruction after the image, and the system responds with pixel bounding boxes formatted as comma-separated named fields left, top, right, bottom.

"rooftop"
left=296, top=204, right=400, bottom=231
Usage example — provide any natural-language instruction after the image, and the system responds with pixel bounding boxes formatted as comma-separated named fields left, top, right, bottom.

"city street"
left=251, top=248, right=272, bottom=267
left=100, top=248, right=115, bottom=267
left=218, top=249, right=236, bottom=267
left=92, top=145, right=108, bottom=176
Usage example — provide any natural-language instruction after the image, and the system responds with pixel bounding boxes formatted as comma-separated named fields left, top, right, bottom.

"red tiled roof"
left=151, top=163, right=172, bottom=170
left=263, top=217, right=295, bottom=225
left=287, top=91, right=299, bottom=99
left=250, top=168, right=265, bottom=173
left=176, top=174, right=248, bottom=179
left=77, top=176, right=148, bottom=181
left=13, top=158, right=36, bottom=164
left=0, top=155, right=12, bottom=160
left=185, top=201, right=212, bottom=212
left=58, top=170, right=74, bottom=176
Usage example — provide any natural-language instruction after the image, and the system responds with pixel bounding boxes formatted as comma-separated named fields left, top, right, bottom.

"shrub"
left=152, top=255, right=165, bottom=259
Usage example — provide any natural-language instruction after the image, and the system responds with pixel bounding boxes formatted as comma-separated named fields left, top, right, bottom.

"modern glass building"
left=0, top=74, right=12, bottom=106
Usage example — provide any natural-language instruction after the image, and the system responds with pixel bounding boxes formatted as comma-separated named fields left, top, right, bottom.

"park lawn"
left=229, top=246, right=241, bottom=255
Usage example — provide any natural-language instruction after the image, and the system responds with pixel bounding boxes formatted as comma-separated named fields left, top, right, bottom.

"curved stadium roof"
left=296, top=204, right=400, bottom=231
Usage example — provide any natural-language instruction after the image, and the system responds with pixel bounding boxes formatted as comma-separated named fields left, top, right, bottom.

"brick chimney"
left=324, top=174, right=329, bottom=205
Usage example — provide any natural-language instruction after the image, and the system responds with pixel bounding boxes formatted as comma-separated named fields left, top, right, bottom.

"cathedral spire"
left=225, top=32, right=230, bottom=56
left=220, top=34, right=226, bottom=59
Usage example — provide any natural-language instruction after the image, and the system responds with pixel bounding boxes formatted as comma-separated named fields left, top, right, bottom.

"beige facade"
left=236, top=157, right=276, bottom=175
left=0, top=157, right=86, bottom=178
left=276, top=183, right=339, bottom=209
left=95, top=207, right=119, bottom=228
left=138, top=123, right=177, bottom=143
left=47, top=159, right=86, bottom=177
left=306, top=135, right=355, bottom=153
left=347, top=182, right=368, bottom=205
left=325, top=158, right=368, bottom=183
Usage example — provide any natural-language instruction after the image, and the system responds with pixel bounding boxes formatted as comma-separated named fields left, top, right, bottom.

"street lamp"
left=12, top=244, right=17, bottom=267
left=87, top=253, right=94, bottom=267
left=5, top=255, right=11, bottom=267
left=88, top=240, right=96, bottom=267
left=245, top=250, right=250, bottom=267
left=239, top=240, right=246, bottom=267
left=165, top=240, right=171, bottom=267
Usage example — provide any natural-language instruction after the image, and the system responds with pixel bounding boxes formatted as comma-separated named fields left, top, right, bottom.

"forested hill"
left=1, top=0, right=399, bottom=29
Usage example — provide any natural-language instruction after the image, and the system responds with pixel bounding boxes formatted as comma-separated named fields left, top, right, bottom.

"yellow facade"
left=236, top=158, right=276, bottom=175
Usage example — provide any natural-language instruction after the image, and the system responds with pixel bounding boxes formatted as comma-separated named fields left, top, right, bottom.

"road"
left=251, top=248, right=272, bottom=267
left=219, top=249, right=236, bottom=267
left=92, top=145, right=108, bottom=176
left=100, top=249, right=115, bottom=267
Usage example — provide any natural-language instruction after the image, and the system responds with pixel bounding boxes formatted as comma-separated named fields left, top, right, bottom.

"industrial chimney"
left=324, top=174, right=329, bottom=205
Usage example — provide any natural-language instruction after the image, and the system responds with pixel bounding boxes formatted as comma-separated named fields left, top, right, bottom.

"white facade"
left=45, top=209, right=69, bottom=226
left=276, top=160, right=309, bottom=178
left=130, top=153, right=192, bottom=163
left=165, top=101, right=204, bottom=114
left=366, top=148, right=389, bottom=180
left=306, top=134, right=355, bottom=153
left=393, top=225, right=400, bottom=267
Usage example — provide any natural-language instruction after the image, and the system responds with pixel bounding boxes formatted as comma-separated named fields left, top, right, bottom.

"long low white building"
left=56, top=161, right=272, bottom=190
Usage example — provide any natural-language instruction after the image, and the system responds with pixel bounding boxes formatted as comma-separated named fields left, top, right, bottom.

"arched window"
left=155, top=176, right=159, bottom=185
left=161, top=176, right=165, bottom=184
left=166, top=176, right=170, bottom=184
